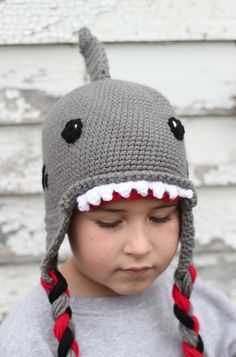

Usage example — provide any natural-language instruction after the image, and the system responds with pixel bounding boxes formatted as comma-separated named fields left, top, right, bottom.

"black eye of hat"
left=61, top=118, right=83, bottom=144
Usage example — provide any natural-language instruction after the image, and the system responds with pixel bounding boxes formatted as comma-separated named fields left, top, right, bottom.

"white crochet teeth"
left=133, top=181, right=149, bottom=196
left=99, top=185, right=114, bottom=201
left=177, top=187, right=193, bottom=199
left=77, top=195, right=90, bottom=211
left=167, top=184, right=178, bottom=200
left=76, top=180, right=193, bottom=211
left=113, top=182, right=132, bottom=198
left=87, top=190, right=102, bottom=205
left=150, top=182, right=165, bottom=199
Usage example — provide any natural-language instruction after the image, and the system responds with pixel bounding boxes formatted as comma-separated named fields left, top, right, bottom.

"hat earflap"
left=172, top=199, right=205, bottom=355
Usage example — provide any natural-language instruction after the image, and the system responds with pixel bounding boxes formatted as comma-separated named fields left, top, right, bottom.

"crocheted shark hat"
left=40, top=27, right=204, bottom=357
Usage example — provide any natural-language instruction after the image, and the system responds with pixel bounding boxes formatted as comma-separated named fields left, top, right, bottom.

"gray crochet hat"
left=40, top=27, right=204, bottom=357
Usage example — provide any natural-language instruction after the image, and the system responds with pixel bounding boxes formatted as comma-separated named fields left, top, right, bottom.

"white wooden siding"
left=0, top=0, right=235, bottom=322
left=0, top=43, right=236, bottom=125
left=0, top=0, right=236, bottom=44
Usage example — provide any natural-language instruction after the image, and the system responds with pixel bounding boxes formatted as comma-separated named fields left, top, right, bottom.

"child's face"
left=67, top=198, right=181, bottom=296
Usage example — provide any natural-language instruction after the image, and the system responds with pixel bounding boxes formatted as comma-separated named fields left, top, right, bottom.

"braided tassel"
left=172, top=264, right=205, bottom=357
left=40, top=269, right=79, bottom=357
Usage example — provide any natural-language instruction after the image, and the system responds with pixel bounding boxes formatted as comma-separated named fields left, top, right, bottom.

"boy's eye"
left=96, top=220, right=122, bottom=228
left=150, top=216, right=171, bottom=223
left=96, top=216, right=171, bottom=229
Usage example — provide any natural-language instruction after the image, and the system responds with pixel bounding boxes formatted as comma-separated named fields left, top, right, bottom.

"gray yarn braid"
left=41, top=265, right=78, bottom=357
left=173, top=199, right=204, bottom=351
left=174, top=200, right=200, bottom=350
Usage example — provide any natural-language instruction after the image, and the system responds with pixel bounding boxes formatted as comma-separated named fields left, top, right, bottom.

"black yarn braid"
left=41, top=268, right=79, bottom=357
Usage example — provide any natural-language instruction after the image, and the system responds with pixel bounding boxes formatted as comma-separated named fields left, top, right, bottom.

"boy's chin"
left=110, top=281, right=154, bottom=296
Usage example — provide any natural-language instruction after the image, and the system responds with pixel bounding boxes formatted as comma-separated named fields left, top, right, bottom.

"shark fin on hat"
left=79, top=27, right=111, bottom=82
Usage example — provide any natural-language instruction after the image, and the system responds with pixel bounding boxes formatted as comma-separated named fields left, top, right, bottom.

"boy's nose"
left=122, top=227, right=153, bottom=257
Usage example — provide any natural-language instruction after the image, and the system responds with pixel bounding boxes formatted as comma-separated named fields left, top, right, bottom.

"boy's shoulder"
left=0, top=283, right=51, bottom=325
left=0, top=283, right=56, bottom=356
left=190, top=270, right=236, bottom=313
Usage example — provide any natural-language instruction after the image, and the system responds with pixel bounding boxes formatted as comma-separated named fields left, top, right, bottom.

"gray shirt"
left=0, top=266, right=236, bottom=357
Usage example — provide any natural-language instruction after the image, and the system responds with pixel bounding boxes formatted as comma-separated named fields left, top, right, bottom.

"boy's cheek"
left=77, top=244, right=114, bottom=268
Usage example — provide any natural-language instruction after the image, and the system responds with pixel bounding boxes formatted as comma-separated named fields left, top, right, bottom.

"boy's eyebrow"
left=90, top=203, right=178, bottom=213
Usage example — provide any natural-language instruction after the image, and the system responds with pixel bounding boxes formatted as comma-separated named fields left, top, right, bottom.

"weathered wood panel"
left=0, top=195, right=71, bottom=261
left=1, top=0, right=235, bottom=328
left=0, top=186, right=236, bottom=264
left=0, top=42, right=235, bottom=123
left=0, top=125, right=42, bottom=194
left=0, top=117, right=235, bottom=196
left=184, top=118, right=236, bottom=186
left=0, top=45, right=85, bottom=124
left=0, top=0, right=236, bottom=44
left=194, top=186, right=236, bottom=250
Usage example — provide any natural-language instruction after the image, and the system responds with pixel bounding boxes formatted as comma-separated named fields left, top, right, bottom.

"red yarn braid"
left=41, top=270, right=79, bottom=357
left=172, top=264, right=205, bottom=357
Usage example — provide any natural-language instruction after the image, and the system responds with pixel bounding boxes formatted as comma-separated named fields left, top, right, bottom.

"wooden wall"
left=0, top=0, right=236, bottom=321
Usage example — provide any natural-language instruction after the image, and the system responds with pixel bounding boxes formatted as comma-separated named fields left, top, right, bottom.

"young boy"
left=0, top=27, right=236, bottom=357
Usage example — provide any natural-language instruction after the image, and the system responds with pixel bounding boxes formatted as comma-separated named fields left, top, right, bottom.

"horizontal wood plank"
left=0, top=117, right=235, bottom=195
left=0, top=0, right=236, bottom=44
left=0, top=186, right=236, bottom=263
left=0, top=42, right=235, bottom=122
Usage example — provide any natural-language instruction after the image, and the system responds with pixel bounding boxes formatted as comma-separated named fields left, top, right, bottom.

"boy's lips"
left=122, top=266, right=151, bottom=271
left=119, top=267, right=152, bottom=276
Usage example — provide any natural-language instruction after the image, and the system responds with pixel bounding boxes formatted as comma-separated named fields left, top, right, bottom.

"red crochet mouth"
left=89, top=187, right=180, bottom=210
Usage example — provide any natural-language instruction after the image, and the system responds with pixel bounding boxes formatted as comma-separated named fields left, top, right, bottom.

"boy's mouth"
left=122, top=266, right=151, bottom=271
left=119, top=267, right=152, bottom=275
